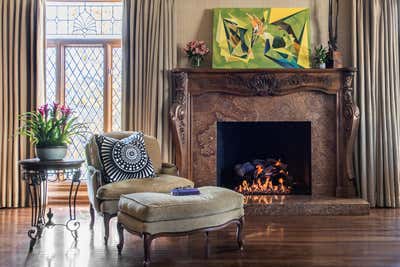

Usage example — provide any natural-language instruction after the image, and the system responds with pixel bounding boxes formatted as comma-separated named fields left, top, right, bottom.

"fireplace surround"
left=170, top=68, right=369, bottom=215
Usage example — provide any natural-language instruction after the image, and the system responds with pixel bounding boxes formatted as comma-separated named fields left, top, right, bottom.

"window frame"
left=46, top=38, right=122, bottom=132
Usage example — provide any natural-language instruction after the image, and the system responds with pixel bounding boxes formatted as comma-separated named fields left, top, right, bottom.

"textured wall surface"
left=175, top=0, right=352, bottom=67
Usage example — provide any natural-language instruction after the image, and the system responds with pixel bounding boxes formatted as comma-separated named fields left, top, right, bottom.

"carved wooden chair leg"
left=116, top=222, right=124, bottom=255
left=103, top=213, right=112, bottom=245
left=204, top=231, right=210, bottom=259
left=236, top=217, right=244, bottom=250
left=89, top=204, right=95, bottom=230
left=143, top=233, right=153, bottom=266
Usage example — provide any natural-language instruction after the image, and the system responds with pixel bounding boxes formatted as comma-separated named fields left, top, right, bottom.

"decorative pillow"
left=95, top=132, right=156, bottom=183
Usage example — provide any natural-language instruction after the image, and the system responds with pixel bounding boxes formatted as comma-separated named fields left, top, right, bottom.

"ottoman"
left=116, top=186, right=244, bottom=265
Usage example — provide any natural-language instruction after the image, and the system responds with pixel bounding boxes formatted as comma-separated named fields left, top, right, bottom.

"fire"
left=234, top=158, right=292, bottom=195
left=243, top=195, right=287, bottom=205
left=236, top=176, right=290, bottom=195
left=255, top=165, right=263, bottom=176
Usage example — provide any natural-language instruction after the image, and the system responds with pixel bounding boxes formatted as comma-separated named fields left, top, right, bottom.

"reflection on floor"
left=0, top=205, right=400, bottom=267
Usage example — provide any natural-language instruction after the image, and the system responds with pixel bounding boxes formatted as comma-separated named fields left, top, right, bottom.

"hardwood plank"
left=0, top=206, right=400, bottom=266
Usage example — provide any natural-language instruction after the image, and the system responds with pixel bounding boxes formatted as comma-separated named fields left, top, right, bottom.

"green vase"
left=190, top=56, right=203, bottom=68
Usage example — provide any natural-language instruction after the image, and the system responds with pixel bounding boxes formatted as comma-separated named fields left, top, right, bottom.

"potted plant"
left=183, top=40, right=210, bottom=68
left=313, top=45, right=329, bottom=69
left=18, top=103, right=86, bottom=161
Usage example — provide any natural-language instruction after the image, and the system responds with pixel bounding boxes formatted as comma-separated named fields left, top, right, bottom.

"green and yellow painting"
left=213, top=8, right=311, bottom=69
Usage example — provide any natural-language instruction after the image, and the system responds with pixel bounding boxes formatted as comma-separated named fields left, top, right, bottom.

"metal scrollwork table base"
left=19, top=158, right=84, bottom=252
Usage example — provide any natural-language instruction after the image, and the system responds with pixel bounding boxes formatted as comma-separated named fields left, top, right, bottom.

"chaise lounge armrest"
left=87, top=165, right=104, bottom=211
left=160, top=162, right=179, bottom=176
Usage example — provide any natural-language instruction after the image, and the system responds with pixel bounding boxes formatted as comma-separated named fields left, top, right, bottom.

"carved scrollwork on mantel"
left=196, top=71, right=338, bottom=96
left=170, top=72, right=187, bottom=144
left=169, top=72, right=189, bottom=177
left=233, top=73, right=334, bottom=96
left=342, top=71, right=360, bottom=182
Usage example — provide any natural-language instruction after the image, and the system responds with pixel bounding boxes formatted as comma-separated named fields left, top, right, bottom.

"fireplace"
left=170, top=68, right=369, bottom=215
left=217, top=121, right=311, bottom=195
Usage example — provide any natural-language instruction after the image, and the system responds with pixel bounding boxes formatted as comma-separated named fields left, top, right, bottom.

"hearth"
left=217, top=122, right=311, bottom=195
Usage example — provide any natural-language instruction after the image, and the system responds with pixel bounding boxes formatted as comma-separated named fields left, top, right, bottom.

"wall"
left=175, top=0, right=352, bottom=68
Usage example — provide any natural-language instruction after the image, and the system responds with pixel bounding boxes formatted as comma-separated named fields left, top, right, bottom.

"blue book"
left=171, top=187, right=200, bottom=196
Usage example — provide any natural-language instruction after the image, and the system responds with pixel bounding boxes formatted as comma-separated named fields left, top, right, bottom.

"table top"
left=19, top=158, right=84, bottom=170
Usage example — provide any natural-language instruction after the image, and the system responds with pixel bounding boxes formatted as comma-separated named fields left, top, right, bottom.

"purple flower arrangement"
left=183, top=40, right=210, bottom=67
left=19, top=102, right=86, bottom=147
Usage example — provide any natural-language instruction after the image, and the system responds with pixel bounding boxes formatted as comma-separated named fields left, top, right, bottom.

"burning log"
left=234, top=162, right=255, bottom=177
left=234, top=158, right=292, bottom=195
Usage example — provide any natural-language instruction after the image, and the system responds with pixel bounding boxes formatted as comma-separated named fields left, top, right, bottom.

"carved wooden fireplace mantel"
left=170, top=68, right=360, bottom=198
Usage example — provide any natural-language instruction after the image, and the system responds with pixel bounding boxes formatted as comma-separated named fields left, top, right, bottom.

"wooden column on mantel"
left=170, top=68, right=359, bottom=198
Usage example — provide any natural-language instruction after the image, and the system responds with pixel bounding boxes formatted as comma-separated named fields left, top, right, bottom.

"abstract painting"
left=213, top=8, right=311, bottom=69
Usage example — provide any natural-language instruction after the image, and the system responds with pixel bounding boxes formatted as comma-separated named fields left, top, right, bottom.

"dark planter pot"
left=35, top=145, right=68, bottom=161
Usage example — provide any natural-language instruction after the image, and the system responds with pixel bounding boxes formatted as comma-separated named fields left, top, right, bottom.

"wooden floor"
left=1, top=205, right=400, bottom=267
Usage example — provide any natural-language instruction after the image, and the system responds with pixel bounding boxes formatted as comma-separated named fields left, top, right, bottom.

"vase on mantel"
left=183, top=40, right=210, bottom=68
left=190, top=56, right=203, bottom=68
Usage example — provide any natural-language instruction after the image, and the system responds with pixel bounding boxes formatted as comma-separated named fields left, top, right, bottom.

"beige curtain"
left=122, top=0, right=176, bottom=162
left=0, top=0, right=45, bottom=208
left=352, top=0, right=400, bottom=207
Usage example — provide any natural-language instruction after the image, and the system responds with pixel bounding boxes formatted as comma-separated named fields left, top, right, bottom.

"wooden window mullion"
left=59, top=44, right=66, bottom=105
left=104, top=43, right=113, bottom=132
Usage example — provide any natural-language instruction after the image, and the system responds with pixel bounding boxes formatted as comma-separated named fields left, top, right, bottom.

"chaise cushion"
left=97, top=175, right=194, bottom=200
left=118, top=186, right=244, bottom=222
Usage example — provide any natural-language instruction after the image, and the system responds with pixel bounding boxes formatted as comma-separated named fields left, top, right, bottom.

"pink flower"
left=38, top=104, right=49, bottom=117
left=52, top=102, right=60, bottom=113
left=183, top=40, right=210, bottom=57
left=60, top=105, right=72, bottom=117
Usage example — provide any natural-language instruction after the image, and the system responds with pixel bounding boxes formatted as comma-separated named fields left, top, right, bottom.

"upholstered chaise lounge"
left=85, top=131, right=194, bottom=244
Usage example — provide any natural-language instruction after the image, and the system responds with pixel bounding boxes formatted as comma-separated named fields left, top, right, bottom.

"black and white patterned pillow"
left=96, top=132, right=156, bottom=183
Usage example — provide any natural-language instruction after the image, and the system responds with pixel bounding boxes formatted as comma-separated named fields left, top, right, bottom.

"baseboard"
left=47, top=180, right=89, bottom=205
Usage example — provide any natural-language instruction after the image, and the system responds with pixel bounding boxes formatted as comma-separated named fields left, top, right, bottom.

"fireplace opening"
left=217, top=122, right=311, bottom=195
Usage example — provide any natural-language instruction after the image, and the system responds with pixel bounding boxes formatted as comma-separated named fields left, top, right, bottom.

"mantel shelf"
left=172, top=67, right=356, bottom=74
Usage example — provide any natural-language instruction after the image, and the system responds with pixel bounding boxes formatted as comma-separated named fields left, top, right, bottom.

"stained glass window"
left=64, top=47, right=105, bottom=160
left=45, top=47, right=57, bottom=103
left=112, top=47, right=122, bottom=131
left=46, top=1, right=122, bottom=38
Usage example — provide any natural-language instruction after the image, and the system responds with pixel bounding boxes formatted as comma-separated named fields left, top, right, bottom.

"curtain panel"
left=122, top=0, right=176, bottom=162
left=0, top=0, right=45, bottom=208
left=351, top=0, right=400, bottom=207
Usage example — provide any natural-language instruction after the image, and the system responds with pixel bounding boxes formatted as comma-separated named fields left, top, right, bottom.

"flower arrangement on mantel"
left=18, top=102, right=87, bottom=160
left=183, top=40, right=210, bottom=68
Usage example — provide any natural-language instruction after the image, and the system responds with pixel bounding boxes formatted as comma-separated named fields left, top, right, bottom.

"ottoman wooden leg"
left=103, top=213, right=112, bottom=245
left=117, top=222, right=124, bottom=255
left=143, top=233, right=153, bottom=266
left=236, top=217, right=244, bottom=250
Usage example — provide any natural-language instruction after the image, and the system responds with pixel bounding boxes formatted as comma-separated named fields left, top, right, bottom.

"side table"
left=19, top=158, right=84, bottom=252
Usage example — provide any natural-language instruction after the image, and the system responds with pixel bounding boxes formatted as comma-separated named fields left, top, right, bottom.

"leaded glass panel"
left=112, top=47, right=122, bottom=131
left=46, top=47, right=57, bottom=103
left=64, top=47, right=104, bottom=160
left=46, top=2, right=122, bottom=39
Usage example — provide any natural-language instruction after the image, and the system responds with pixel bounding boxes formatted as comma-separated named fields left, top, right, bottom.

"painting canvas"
left=212, top=8, right=311, bottom=69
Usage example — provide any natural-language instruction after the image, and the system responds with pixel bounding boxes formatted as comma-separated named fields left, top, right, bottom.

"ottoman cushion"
left=118, top=186, right=244, bottom=222
left=97, top=175, right=194, bottom=200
